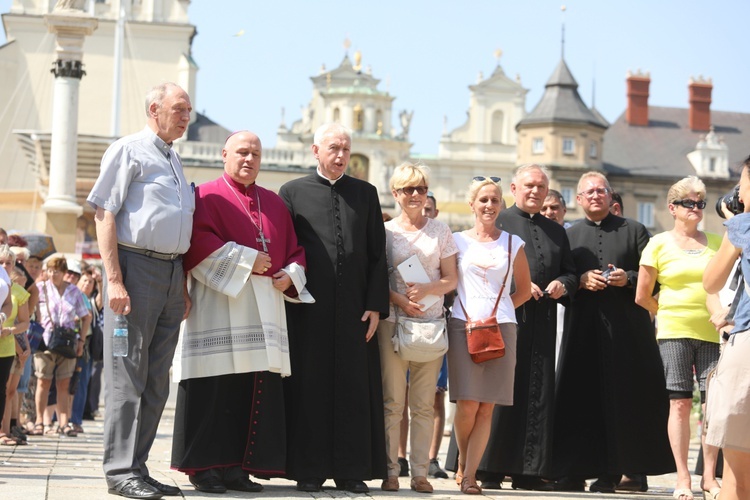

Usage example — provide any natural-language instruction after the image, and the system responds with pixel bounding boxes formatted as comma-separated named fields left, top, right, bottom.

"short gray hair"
left=512, top=163, right=550, bottom=184
left=313, top=122, right=352, bottom=146
left=576, top=171, right=611, bottom=194
left=144, top=82, right=180, bottom=117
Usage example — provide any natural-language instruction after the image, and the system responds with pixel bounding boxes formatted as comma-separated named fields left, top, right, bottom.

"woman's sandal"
left=0, top=433, right=19, bottom=446
left=702, top=486, right=721, bottom=500
left=460, top=476, right=482, bottom=495
left=673, top=487, right=694, bottom=500
left=58, top=423, right=78, bottom=437
left=44, top=425, right=58, bottom=436
left=455, top=462, right=465, bottom=486
left=27, top=423, right=45, bottom=436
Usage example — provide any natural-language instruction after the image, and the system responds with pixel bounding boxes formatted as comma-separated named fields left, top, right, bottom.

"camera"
left=716, top=185, right=744, bottom=219
left=602, top=266, right=617, bottom=279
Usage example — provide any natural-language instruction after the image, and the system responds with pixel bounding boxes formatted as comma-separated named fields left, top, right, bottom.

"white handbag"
left=392, top=314, right=448, bottom=363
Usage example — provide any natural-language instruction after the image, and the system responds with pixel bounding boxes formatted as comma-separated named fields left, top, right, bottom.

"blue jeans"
left=70, top=355, right=92, bottom=425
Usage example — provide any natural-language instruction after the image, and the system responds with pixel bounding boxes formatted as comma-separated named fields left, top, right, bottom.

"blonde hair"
left=667, top=176, right=706, bottom=206
left=389, top=162, right=430, bottom=191
left=576, top=171, right=612, bottom=193
left=467, top=178, right=503, bottom=204
left=0, top=244, right=15, bottom=263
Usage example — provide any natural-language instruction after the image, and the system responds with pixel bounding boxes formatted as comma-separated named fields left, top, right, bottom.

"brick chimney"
left=689, top=76, right=713, bottom=131
left=626, top=70, right=650, bottom=126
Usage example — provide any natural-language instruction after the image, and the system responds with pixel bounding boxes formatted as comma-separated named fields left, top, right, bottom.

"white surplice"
left=172, top=242, right=313, bottom=381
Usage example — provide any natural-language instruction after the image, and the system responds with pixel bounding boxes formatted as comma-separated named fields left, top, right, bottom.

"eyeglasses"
left=473, top=176, right=501, bottom=182
left=397, top=186, right=429, bottom=196
left=578, top=187, right=610, bottom=198
left=672, top=199, right=707, bottom=210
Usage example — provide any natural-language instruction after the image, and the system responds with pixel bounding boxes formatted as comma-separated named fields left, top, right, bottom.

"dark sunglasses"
left=672, top=199, right=706, bottom=210
left=473, top=176, right=501, bottom=182
left=398, top=186, right=429, bottom=196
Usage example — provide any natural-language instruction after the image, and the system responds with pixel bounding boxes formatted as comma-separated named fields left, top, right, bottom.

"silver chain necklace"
left=222, top=176, right=269, bottom=252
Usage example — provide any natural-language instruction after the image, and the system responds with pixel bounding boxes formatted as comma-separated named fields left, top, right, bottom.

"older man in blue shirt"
left=88, top=82, right=194, bottom=500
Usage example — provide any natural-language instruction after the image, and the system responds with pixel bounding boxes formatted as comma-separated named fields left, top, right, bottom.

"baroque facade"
left=0, top=1, right=744, bottom=251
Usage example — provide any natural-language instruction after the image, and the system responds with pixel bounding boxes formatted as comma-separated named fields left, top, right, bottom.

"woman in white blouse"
left=449, top=177, right=531, bottom=495
left=377, top=162, right=458, bottom=493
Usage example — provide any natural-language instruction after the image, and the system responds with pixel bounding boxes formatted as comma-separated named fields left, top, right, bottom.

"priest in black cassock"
left=551, top=172, right=674, bottom=493
left=279, top=123, right=389, bottom=494
left=448, top=164, right=578, bottom=491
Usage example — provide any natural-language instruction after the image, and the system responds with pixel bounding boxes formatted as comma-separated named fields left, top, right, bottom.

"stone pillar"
left=42, top=9, right=98, bottom=252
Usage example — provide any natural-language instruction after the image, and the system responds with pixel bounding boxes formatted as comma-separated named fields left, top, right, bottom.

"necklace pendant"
left=257, top=231, right=270, bottom=253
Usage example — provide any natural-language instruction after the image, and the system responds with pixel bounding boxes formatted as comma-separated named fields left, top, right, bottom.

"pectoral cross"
left=257, top=231, right=270, bottom=253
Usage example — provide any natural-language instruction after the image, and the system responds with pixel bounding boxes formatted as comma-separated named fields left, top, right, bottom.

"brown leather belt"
left=118, top=244, right=181, bottom=261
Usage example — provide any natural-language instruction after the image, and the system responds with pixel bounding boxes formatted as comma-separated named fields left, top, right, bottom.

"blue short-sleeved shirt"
left=87, top=127, right=194, bottom=254
left=725, top=213, right=750, bottom=334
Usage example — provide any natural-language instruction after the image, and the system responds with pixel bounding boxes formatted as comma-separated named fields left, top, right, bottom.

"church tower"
left=516, top=58, right=608, bottom=216
left=275, top=51, right=411, bottom=202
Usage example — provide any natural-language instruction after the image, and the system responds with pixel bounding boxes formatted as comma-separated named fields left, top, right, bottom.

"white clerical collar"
left=317, top=167, right=344, bottom=185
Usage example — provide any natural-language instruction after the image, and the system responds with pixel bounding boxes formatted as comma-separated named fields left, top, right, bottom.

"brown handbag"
left=458, top=233, right=512, bottom=364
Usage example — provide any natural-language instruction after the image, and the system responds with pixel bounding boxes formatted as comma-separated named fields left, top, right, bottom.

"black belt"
left=118, top=244, right=181, bottom=261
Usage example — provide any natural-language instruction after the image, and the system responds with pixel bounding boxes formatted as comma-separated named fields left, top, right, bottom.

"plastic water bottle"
left=113, top=314, right=129, bottom=357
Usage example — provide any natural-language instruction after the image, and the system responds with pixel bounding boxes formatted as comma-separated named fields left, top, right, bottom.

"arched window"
left=333, top=107, right=340, bottom=122
left=491, top=110, right=504, bottom=143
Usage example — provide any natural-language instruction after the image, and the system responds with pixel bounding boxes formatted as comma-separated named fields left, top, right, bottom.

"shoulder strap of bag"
left=458, top=232, right=513, bottom=321
left=42, top=281, right=56, bottom=328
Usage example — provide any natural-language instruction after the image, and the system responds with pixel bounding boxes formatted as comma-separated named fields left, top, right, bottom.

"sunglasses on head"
left=473, top=176, right=501, bottom=182
left=672, top=199, right=706, bottom=210
left=397, top=186, right=429, bottom=196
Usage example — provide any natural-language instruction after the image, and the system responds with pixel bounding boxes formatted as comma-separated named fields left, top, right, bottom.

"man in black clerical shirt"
left=279, top=123, right=389, bottom=494
left=552, top=172, right=673, bottom=493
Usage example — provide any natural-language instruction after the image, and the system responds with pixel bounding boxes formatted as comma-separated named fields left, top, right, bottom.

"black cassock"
left=447, top=205, right=578, bottom=478
left=279, top=173, right=389, bottom=481
left=551, top=214, right=674, bottom=477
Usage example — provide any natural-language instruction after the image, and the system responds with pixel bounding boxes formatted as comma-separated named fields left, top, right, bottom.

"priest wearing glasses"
left=171, top=131, right=312, bottom=494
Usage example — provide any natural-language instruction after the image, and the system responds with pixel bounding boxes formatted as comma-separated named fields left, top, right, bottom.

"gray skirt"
left=447, top=317, right=517, bottom=406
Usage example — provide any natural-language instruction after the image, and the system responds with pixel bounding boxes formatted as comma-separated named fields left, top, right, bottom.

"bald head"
left=222, top=131, right=262, bottom=186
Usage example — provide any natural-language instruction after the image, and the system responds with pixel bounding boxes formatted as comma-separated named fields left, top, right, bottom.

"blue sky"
left=2, top=0, right=749, bottom=154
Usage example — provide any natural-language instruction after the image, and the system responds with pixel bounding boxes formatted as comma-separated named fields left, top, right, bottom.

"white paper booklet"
left=396, top=254, right=441, bottom=310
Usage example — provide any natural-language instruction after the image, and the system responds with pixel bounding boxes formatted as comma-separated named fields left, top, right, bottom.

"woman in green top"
left=636, top=176, right=722, bottom=500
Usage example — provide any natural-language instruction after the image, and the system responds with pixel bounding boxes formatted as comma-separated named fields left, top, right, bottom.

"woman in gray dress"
left=448, top=177, right=531, bottom=494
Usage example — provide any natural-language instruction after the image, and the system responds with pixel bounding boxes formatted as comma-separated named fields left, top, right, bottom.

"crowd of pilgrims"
left=1, top=162, right=741, bottom=500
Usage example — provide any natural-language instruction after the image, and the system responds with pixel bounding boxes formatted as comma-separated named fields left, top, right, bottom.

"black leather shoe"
left=296, top=479, right=323, bottom=492
left=617, top=474, right=648, bottom=492
left=143, top=476, right=181, bottom=496
left=551, top=476, right=586, bottom=492
left=511, top=476, right=546, bottom=491
left=224, top=476, right=264, bottom=492
left=108, top=477, right=163, bottom=499
left=589, top=477, right=617, bottom=493
left=189, top=470, right=227, bottom=494
left=480, top=480, right=503, bottom=490
left=335, top=479, right=369, bottom=493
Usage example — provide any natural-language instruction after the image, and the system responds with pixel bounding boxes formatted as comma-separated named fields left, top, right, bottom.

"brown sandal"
left=27, top=423, right=45, bottom=436
left=455, top=462, right=465, bottom=486
left=460, top=476, right=482, bottom=495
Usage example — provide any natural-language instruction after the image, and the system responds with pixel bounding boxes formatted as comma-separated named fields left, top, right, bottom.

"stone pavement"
left=0, top=400, right=705, bottom=500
